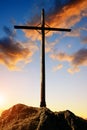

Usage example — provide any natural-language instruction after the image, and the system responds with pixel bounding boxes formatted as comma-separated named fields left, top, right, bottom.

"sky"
left=0, top=0, right=87, bottom=118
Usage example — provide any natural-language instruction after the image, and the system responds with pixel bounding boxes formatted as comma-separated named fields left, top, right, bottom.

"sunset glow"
left=0, top=94, right=6, bottom=108
left=0, top=0, right=87, bottom=118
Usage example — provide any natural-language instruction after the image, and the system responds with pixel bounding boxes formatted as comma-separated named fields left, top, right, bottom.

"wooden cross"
left=14, top=9, right=71, bottom=107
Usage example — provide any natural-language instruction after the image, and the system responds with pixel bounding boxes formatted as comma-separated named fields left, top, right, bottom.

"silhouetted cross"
left=14, top=9, right=71, bottom=107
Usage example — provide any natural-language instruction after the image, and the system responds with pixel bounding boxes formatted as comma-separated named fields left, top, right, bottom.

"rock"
left=0, top=104, right=87, bottom=130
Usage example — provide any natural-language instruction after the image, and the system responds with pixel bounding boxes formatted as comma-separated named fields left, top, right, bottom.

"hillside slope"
left=0, top=104, right=87, bottom=130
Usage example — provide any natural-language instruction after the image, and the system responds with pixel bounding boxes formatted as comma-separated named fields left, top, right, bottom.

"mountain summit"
left=0, top=104, right=87, bottom=130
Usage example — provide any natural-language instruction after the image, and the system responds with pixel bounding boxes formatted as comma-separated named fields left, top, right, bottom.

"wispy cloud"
left=3, top=26, right=16, bottom=37
left=82, top=36, right=87, bottom=44
left=50, top=52, right=73, bottom=62
left=68, top=66, right=80, bottom=74
left=50, top=48, right=87, bottom=74
left=53, top=64, right=63, bottom=71
left=67, top=44, right=72, bottom=49
left=63, top=26, right=87, bottom=39
left=45, top=39, right=59, bottom=53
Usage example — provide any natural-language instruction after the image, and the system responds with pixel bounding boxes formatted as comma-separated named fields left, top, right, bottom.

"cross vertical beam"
left=40, top=9, right=46, bottom=107
left=14, top=9, right=71, bottom=108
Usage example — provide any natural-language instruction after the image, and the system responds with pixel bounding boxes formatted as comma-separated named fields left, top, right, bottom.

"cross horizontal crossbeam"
left=14, top=25, right=71, bottom=32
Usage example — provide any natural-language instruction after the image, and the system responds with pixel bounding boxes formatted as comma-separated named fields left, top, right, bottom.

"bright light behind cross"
left=0, top=94, right=5, bottom=107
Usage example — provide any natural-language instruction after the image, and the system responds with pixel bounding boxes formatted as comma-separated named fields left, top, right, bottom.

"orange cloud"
left=82, top=37, right=87, bottom=44
left=63, top=26, right=87, bottom=38
left=0, top=37, right=38, bottom=70
left=45, top=39, right=59, bottom=53
left=72, top=48, right=87, bottom=66
left=53, top=64, right=63, bottom=71
left=48, top=0, right=87, bottom=28
left=22, top=0, right=87, bottom=43
left=23, top=29, right=41, bottom=41
left=50, top=48, right=87, bottom=74
left=68, top=67, right=80, bottom=74
left=50, top=52, right=73, bottom=62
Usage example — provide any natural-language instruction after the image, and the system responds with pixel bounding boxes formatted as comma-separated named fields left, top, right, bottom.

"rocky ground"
left=0, top=104, right=87, bottom=130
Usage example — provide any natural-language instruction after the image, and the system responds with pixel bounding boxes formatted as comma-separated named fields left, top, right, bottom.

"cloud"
left=50, top=48, right=87, bottom=74
left=72, top=48, right=87, bottom=67
left=23, top=17, right=41, bottom=41
left=63, top=26, right=87, bottom=39
left=0, top=27, right=38, bottom=70
left=63, top=28, right=81, bottom=37
left=82, top=36, right=87, bottom=44
left=53, top=64, right=63, bottom=71
left=48, top=0, right=87, bottom=28
left=50, top=52, right=73, bottom=62
left=68, top=67, right=80, bottom=74
left=67, top=44, right=72, bottom=48
left=3, top=26, right=16, bottom=37
left=21, top=0, right=87, bottom=44
left=45, top=39, right=59, bottom=53
left=23, top=29, right=41, bottom=41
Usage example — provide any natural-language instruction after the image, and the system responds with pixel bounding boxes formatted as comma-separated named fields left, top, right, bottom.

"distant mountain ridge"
left=0, top=104, right=87, bottom=130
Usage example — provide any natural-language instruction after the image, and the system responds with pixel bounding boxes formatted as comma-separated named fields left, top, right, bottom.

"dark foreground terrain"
left=0, top=104, right=87, bottom=130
